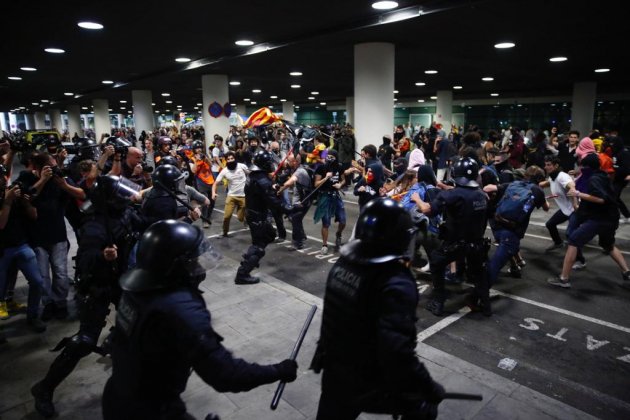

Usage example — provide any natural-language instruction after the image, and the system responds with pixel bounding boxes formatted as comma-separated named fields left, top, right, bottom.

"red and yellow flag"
left=244, top=107, right=281, bottom=128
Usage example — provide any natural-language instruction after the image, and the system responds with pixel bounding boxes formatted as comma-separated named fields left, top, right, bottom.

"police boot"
left=31, top=381, right=56, bottom=418
left=425, top=299, right=445, bottom=316
left=235, top=272, right=260, bottom=285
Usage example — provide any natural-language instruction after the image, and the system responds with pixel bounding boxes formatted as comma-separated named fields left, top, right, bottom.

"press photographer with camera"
left=108, top=143, right=151, bottom=189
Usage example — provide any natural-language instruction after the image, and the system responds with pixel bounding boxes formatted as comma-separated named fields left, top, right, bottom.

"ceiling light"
left=82, top=107, right=88, bottom=110
left=252, top=89, right=261, bottom=93
left=194, top=107, right=198, bottom=109
left=165, top=100, right=173, bottom=104
left=415, top=82, right=426, bottom=86
left=393, top=98, right=398, bottom=101
left=41, top=99, right=49, bottom=103
left=549, top=56, right=567, bottom=62
left=175, top=57, right=191, bottom=62
left=45, top=48, right=65, bottom=54
left=120, top=107, right=126, bottom=110
left=78, top=21, right=103, bottom=30
left=311, top=91, right=319, bottom=95
left=372, top=1, right=398, bottom=10
left=482, top=77, right=494, bottom=81
left=424, top=70, right=438, bottom=74
left=64, top=92, right=73, bottom=96
left=251, top=101, right=257, bottom=105
left=430, top=96, right=437, bottom=100
left=280, top=99, right=287, bottom=102
left=229, top=81, right=241, bottom=86
left=120, top=100, right=127, bottom=103
left=270, top=95, right=278, bottom=99
left=151, top=103, right=156, bottom=106
left=155, top=110, right=159, bottom=113
left=7, top=76, right=22, bottom=80
left=19, top=106, right=25, bottom=109
left=32, top=102, right=39, bottom=105
left=320, top=102, right=326, bottom=105
left=177, top=105, right=182, bottom=108
left=453, top=85, right=463, bottom=89
left=490, top=93, right=499, bottom=97
left=194, top=103, right=201, bottom=106
left=108, top=108, right=113, bottom=111
left=230, top=103, right=236, bottom=106
left=594, top=68, right=610, bottom=73
left=393, top=90, right=399, bottom=94
left=161, top=93, right=170, bottom=96
left=127, top=111, right=132, bottom=114
left=308, top=97, right=315, bottom=100
left=417, top=99, right=425, bottom=103
left=235, top=40, right=254, bottom=46
left=291, top=84, right=301, bottom=88
left=102, top=80, right=114, bottom=84
left=20, top=67, right=37, bottom=71
left=494, top=42, right=515, bottom=49
left=244, top=98, right=250, bottom=102
left=165, top=109, right=171, bottom=112
left=289, top=71, right=303, bottom=76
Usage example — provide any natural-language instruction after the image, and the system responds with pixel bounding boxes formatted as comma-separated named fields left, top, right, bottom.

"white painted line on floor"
left=417, top=306, right=471, bottom=342
left=207, top=228, right=249, bottom=239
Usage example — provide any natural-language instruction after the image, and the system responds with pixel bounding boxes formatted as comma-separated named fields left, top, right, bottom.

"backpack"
left=495, top=181, right=534, bottom=224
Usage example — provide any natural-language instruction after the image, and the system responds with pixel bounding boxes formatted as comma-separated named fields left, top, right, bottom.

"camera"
left=51, top=166, right=64, bottom=177
left=141, top=162, right=154, bottom=173
left=105, top=137, right=131, bottom=157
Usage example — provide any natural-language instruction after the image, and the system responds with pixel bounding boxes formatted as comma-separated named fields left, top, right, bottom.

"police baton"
left=153, top=180, right=212, bottom=225
left=270, top=305, right=318, bottom=410
left=296, top=175, right=331, bottom=206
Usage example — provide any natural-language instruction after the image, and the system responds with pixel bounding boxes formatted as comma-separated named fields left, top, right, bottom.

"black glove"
left=426, top=380, right=445, bottom=404
left=274, top=359, right=298, bottom=382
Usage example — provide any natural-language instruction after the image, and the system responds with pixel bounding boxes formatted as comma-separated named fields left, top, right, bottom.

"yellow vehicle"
left=25, top=130, right=60, bottom=146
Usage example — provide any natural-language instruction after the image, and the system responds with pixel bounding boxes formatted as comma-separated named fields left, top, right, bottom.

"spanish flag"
left=244, top=107, right=282, bottom=128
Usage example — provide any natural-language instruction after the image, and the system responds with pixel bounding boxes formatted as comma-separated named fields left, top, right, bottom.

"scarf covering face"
left=576, top=137, right=596, bottom=161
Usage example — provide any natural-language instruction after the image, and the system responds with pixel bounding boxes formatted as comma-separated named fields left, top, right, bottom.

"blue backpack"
left=495, top=181, right=534, bottom=224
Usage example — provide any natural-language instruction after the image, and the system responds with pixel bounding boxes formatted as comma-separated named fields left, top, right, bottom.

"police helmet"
left=192, top=140, right=204, bottom=150
left=120, top=220, right=221, bottom=291
left=252, top=149, right=276, bottom=172
left=158, top=136, right=172, bottom=146
left=75, top=138, right=100, bottom=161
left=453, top=157, right=479, bottom=188
left=91, top=175, right=140, bottom=211
left=45, top=135, right=61, bottom=150
left=152, top=164, right=185, bottom=190
left=340, top=198, right=416, bottom=264
left=157, top=155, right=179, bottom=167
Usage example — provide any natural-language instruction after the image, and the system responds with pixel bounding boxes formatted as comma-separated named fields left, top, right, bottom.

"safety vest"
left=194, top=158, right=214, bottom=185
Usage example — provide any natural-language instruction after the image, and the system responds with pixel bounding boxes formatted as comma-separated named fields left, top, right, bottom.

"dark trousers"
left=290, top=202, right=311, bottom=244
left=545, top=209, right=571, bottom=245
left=430, top=241, right=487, bottom=302
left=614, top=182, right=630, bottom=218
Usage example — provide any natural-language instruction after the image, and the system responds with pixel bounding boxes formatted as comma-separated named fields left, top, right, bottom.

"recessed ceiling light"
left=63, top=92, right=74, bottom=96
left=41, top=99, right=49, bottom=103
left=453, top=85, right=463, bottom=89
left=45, top=48, right=65, bottom=54
left=151, top=103, right=156, bottom=106
left=549, top=56, right=567, bottom=62
left=430, top=96, right=437, bottom=100
left=289, top=72, right=303, bottom=76
left=594, top=68, right=610, bottom=73
left=251, top=101, right=257, bottom=105
left=229, top=81, right=241, bottom=86
left=165, top=100, right=173, bottom=104
left=424, top=70, right=438, bottom=74
left=415, top=82, right=426, bottom=86
left=244, top=98, right=250, bottom=102
left=308, top=97, right=315, bottom=100
left=291, top=84, right=301, bottom=88
left=280, top=99, right=287, bottom=102
left=19, top=106, right=25, bottom=109
left=120, top=107, right=126, bottom=110
left=177, top=105, right=182, bottom=108
left=372, top=1, right=398, bottom=10
left=82, top=106, right=88, bottom=110
left=102, top=80, right=114, bottom=84
left=311, top=91, right=319, bottom=95
left=78, top=21, right=103, bottom=30
left=120, top=100, right=127, bottom=103
left=32, top=102, right=39, bottom=105
left=494, top=42, right=515, bottom=49
left=490, top=93, right=499, bottom=97
left=128, top=111, right=132, bottom=114
left=270, top=95, right=278, bottom=99
left=7, top=76, right=22, bottom=80
left=175, top=57, right=191, bottom=62
left=320, top=102, right=326, bottom=105
left=252, top=89, right=261, bottom=93
left=155, top=110, right=159, bottom=113
left=235, top=40, right=254, bottom=46
left=393, top=90, right=399, bottom=94
left=393, top=98, right=398, bottom=101
left=161, top=93, right=170, bottom=96
left=166, top=109, right=171, bottom=112
left=482, top=77, right=494, bottom=81
left=417, top=99, right=425, bottom=103
left=230, top=103, right=236, bottom=106
left=20, top=67, right=37, bottom=71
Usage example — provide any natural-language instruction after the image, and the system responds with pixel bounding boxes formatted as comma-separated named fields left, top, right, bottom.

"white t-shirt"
left=549, top=171, right=574, bottom=216
left=214, top=163, right=248, bottom=197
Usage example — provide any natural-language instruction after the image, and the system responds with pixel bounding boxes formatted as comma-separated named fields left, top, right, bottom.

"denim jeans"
left=487, top=229, right=521, bottom=286
left=0, top=244, right=45, bottom=318
left=35, top=241, right=70, bottom=307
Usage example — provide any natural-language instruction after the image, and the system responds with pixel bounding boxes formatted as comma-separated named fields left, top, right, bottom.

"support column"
left=0, top=113, right=7, bottom=132
left=132, top=90, right=153, bottom=136
left=49, top=109, right=63, bottom=133
left=571, top=82, right=596, bottom=138
left=237, top=104, right=247, bottom=118
left=9, top=113, right=18, bottom=131
left=354, top=43, right=395, bottom=151
left=34, top=111, right=47, bottom=129
left=346, top=96, right=355, bottom=125
left=25, top=114, right=35, bottom=130
left=435, top=90, right=453, bottom=131
left=93, top=99, right=110, bottom=140
left=201, top=75, right=230, bottom=145
left=282, top=101, right=294, bottom=122
left=67, top=105, right=82, bottom=137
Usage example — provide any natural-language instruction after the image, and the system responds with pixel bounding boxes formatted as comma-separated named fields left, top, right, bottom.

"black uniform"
left=141, top=186, right=188, bottom=224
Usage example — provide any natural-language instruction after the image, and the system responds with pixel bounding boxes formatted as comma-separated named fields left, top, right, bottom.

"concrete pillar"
left=282, top=101, right=294, bottom=121
left=132, top=90, right=153, bottom=136
left=34, top=111, right=47, bottom=129
left=67, top=105, right=82, bottom=137
left=9, top=113, right=18, bottom=131
left=571, top=82, right=596, bottom=138
left=116, top=114, right=124, bottom=128
left=0, top=113, right=7, bottom=132
left=49, top=109, right=63, bottom=133
left=346, top=96, right=355, bottom=125
left=435, top=90, right=453, bottom=131
left=354, top=43, right=394, bottom=151
left=201, top=74, right=230, bottom=144
left=25, top=114, right=35, bottom=130
left=93, top=99, right=110, bottom=140
left=82, top=115, right=90, bottom=131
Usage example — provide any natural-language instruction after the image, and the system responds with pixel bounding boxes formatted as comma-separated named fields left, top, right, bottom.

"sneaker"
left=31, top=381, right=56, bottom=418
left=508, top=267, right=522, bottom=278
left=571, top=261, right=587, bottom=270
left=235, top=275, right=260, bottom=285
left=547, top=276, right=571, bottom=288
left=27, top=317, right=47, bottom=333
left=0, top=302, right=9, bottom=320
left=41, top=303, right=56, bottom=322
left=545, top=242, right=564, bottom=252
left=221, top=232, right=231, bottom=238
left=335, top=232, right=342, bottom=249
left=516, top=258, right=526, bottom=268
left=425, top=299, right=445, bottom=316
left=320, top=245, right=329, bottom=255
left=6, top=299, right=27, bottom=314
left=622, top=271, right=630, bottom=282
left=202, top=222, right=211, bottom=229
left=419, top=263, right=431, bottom=274
left=292, top=241, right=305, bottom=250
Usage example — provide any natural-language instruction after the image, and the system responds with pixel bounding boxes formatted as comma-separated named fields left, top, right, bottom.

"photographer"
left=109, top=146, right=151, bottom=189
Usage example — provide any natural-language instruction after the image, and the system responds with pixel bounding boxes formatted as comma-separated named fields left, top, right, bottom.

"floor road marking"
left=417, top=306, right=471, bottom=342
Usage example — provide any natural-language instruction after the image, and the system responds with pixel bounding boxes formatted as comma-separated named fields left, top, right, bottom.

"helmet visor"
left=114, top=176, right=142, bottom=201
left=182, top=237, right=223, bottom=275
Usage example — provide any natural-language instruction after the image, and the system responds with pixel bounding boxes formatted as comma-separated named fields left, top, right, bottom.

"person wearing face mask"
left=241, top=137, right=261, bottom=167
left=313, top=150, right=347, bottom=255
left=212, top=152, right=249, bottom=237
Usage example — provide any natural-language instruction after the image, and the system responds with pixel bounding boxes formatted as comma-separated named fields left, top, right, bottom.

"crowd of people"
left=1, top=118, right=629, bottom=418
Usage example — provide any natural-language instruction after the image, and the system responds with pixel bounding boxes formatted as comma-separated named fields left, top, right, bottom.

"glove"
left=426, top=380, right=445, bottom=404
left=274, top=359, right=298, bottom=382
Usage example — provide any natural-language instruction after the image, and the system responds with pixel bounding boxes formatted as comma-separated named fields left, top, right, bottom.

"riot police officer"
left=102, top=220, right=298, bottom=420
left=141, top=164, right=193, bottom=224
left=31, top=175, right=142, bottom=418
left=311, top=198, right=444, bottom=420
left=235, top=149, right=293, bottom=285
left=411, top=157, right=490, bottom=316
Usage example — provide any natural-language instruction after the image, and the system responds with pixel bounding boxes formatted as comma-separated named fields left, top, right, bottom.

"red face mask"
left=366, top=170, right=374, bottom=184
